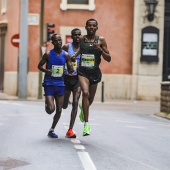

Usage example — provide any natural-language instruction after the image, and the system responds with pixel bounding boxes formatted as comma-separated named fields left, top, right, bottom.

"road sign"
left=11, top=34, right=20, bottom=47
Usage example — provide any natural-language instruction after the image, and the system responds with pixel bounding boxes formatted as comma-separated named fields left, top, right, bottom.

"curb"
left=154, top=112, right=170, bottom=120
left=0, top=93, right=44, bottom=101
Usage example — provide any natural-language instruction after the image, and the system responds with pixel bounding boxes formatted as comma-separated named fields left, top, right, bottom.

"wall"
left=1, top=0, right=20, bottom=95
left=28, top=0, right=135, bottom=100
left=1, top=0, right=164, bottom=101
left=132, top=0, right=164, bottom=101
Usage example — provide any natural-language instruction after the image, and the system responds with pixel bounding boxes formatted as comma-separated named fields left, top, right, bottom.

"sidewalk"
left=0, top=92, right=38, bottom=101
left=0, top=92, right=18, bottom=100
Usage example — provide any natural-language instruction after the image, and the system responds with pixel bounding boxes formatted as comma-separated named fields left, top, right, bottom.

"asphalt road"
left=0, top=100, right=170, bottom=170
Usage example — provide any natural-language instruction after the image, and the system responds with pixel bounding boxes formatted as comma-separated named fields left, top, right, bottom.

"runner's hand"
left=68, top=67, right=74, bottom=74
left=71, top=55, right=76, bottom=62
left=93, top=42, right=103, bottom=53
left=46, top=69, right=52, bottom=75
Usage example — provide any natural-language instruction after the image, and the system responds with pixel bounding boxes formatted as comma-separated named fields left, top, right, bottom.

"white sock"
left=84, top=122, right=89, bottom=126
left=49, top=128, right=54, bottom=132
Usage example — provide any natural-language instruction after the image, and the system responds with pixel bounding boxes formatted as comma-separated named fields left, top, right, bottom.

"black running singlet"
left=79, top=35, right=102, bottom=69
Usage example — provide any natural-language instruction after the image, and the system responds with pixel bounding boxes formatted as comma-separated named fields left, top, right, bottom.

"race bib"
left=72, top=60, right=77, bottom=70
left=65, top=61, right=77, bottom=71
left=81, top=54, right=95, bottom=67
left=51, top=65, right=63, bottom=77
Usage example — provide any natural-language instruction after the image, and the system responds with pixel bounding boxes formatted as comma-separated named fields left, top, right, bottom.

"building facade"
left=0, top=0, right=169, bottom=101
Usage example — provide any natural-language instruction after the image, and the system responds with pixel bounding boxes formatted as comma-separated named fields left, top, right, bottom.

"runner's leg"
left=51, top=95, right=64, bottom=129
left=45, top=96, right=55, bottom=114
left=63, top=90, right=71, bottom=109
left=78, top=75, right=90, bottom=122
left=69, top=86, right=81, bottom=129
left=89, top=83, right=98, bottom=105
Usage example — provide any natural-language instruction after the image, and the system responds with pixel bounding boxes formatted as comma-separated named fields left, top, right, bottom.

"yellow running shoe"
left=79, top=103, right=84, bottom=122
left=83, top=124, right=91, bottom=136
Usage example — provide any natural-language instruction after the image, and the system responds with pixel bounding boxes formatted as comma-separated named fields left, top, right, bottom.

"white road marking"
left=64, top=125, right=69, bottom=129
left=76, top=118, right=95, bottom=121
left=63, top=122, right=97, bottom=170
left=156, top=124, right=170, bottom=127
left=124, top=125, right=146, bottom=129
left=115, top=120, right=136, bottom=123
left=63, top=123, right=69, bottom=126
left=74, top=145, right=85, bottom=150
left=71, top=139, right=81, bottom=144
left=11, top=103, right=22, bottom=106
left=77, top=122, right=100, bottom=125
left=78, top=152, right=97, bottom=170
left=63, top=123, right=69, bottom=129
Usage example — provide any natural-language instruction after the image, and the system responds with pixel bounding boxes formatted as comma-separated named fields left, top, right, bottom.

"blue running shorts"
left=44, top=85, right=65, bottom=96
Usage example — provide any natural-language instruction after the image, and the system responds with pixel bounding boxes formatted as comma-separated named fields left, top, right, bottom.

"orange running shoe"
left=66, top=129, right=76, bottom=138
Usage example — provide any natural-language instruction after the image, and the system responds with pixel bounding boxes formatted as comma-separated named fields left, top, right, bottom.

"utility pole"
left=38, top=0, right=45, bottom=99
left=18, top=0, right=28, bottom=98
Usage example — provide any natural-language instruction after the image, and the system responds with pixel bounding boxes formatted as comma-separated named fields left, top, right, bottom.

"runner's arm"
left=99, top=37, right=111, bottom=62
left=66, top=52, right=74, bottom=73
left=37, top=52, right=52, bottom=75
left=71, top=48, right=81, bottom=61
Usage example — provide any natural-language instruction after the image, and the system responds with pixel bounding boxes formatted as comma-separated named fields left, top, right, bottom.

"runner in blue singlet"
left=62, top=28, right=82, bottom=138
left=38, top=34, right=73, bottom=138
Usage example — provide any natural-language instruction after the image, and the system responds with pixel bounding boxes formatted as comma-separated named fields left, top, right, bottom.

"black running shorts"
left=64, top=75, right=80, bottom=91
left=78, top=67, right=102, bottom=85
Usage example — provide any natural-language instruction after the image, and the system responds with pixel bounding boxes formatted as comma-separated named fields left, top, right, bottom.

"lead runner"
left=71, top=18, right=111, bottom=136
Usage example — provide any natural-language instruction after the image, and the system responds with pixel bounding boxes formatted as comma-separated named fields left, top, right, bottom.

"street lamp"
left=145, top=0, right=158, bottom=22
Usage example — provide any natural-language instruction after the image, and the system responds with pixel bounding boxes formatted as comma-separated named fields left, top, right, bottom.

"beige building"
left=0, top=0, right=169, bottom=101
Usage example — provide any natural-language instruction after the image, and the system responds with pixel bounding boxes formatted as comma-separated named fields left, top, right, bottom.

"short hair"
left=51, top=33, right=60, bottom=41
left=71, top=28, right=81, bottom=35
left=86, top=18, right=98, bottom=26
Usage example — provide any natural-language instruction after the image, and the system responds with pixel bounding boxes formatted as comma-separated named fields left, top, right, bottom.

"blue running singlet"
left=64, top=43, right=80, bottom=76
left=42, top=49, right=66, bottom=87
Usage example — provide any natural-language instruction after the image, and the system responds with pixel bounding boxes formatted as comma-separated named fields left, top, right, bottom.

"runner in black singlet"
left=71, top=19, right=111, bottom=136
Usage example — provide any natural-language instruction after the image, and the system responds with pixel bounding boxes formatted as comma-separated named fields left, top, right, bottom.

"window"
left=60, top=0, right=95, bottom=11
left=67, top=0, right=88, bottom=4
left=1, top=0, right=7, bottom=14
left=28, top=14, right=39, bottom=25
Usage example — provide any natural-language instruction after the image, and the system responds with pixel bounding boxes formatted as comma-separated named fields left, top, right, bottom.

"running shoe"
left=47, top=130, right=58, bottom=138
left=66, top=129, right=76, bottom=138
left=79, top=103, right=84, bottom=122
left=83, top=124, right=91, bottom=136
